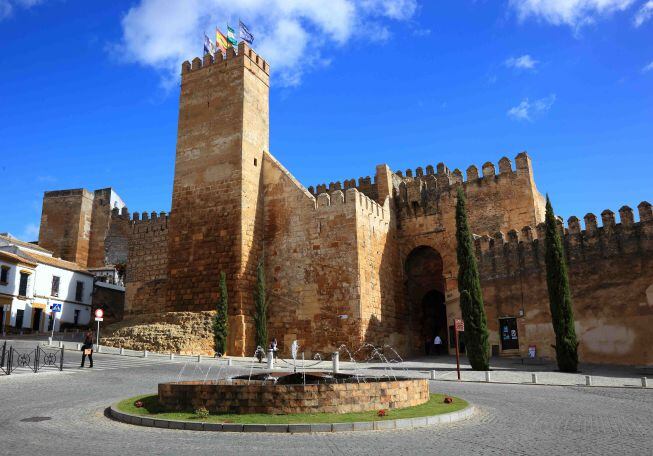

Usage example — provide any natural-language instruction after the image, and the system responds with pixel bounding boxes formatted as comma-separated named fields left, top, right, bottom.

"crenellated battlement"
left=112, top=207, right=169, bottom=234
left=313, top=187, right=391, bottom=223
left=394, top=152, right=535, bottom=220
left=181, top=42, right=269, bottom=76
left=475, top=201, right=652, bottom=278
left=308, top=175, right=378, bottom=202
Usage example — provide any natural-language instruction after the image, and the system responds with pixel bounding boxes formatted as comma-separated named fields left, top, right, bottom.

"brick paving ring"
left=109, top=372, right=475, bottom=432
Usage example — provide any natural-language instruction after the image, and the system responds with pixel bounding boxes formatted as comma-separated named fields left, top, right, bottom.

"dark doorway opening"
left=405, top=246, right=446, bottom=355
left=32, top=309, right=42, bottom=331
left=500, top=317, right=519, bottom=350
left=15, top=309, right=24, bottom=329
left=421, top=290, right=447, bottom=352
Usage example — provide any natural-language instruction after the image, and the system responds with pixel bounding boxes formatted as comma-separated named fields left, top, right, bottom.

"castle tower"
left=38, top=189, right=94, bottom=266
left=38, top=187, right=126, bottom=268
left=166, top=43, right=270, bottom=356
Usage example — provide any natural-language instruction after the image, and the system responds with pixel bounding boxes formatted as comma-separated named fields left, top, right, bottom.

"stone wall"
left=476, top=202, right=653, bottom=365
left=92, top=283, right=125, bottom=325
left=125, top=212, right=169, bottom=316
left=263, top=152, right=362, bottom=355
left=102, top=311, right=214, bottom=354
left=38, top=189, right=94, bottom=266
left=158, top=378, right=429, bottom=414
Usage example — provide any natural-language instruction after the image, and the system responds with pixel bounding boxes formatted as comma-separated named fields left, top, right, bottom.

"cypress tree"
left=544, top=196, right=579, bottom=373
left=254, top=257, right=268, bottom=349
left=455, top=187, right=490, bottom=371
left=212, top=271, right=228, bottom=356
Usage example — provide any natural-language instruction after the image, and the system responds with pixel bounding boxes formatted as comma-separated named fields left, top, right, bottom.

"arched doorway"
left=405, top=246, right=447, bottom=355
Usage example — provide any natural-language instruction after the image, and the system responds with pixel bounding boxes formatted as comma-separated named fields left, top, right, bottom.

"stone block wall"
left=167, top=43, right=269, bottom=356
left=476, top=202, right=653, bottom=365
left=38, top=189, right=94, bottom=266
left=158, top=378, right=429, bottom=415
left=263, top=152, right=362, bottom=356
left=125, top=212, right=169, bottom=316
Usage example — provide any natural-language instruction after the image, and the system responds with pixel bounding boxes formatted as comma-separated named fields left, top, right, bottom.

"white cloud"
left=508, top=0, right=636, bottom=28
left=0, top=0, right=43, bottom=20
left=634, top=0, right=653, bottom=26
left=114, top=0, right=418, bottom=88
left=507, top=94, right=556, bottom=121
left=505, top=54, right=538, bottom=70
left=643, top=61, right=653, bottom=72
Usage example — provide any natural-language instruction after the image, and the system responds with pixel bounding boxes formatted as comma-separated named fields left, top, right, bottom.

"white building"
left=0, top=234, right=93, bottom=333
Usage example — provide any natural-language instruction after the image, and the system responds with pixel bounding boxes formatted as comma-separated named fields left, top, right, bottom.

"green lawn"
left=116, top=393, right=468, bottom=424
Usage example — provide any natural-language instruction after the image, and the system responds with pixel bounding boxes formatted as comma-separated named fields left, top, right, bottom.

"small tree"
left=254, top=257, right=268, bottom=349
left=455, top=187, right=490, bottom=371
left=212, top=272, right=228, bottom=356
left=544, top=196, right=578, bottom=373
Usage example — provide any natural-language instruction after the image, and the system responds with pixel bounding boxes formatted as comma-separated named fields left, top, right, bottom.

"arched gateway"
left=404, top=246, right=448, bottom=355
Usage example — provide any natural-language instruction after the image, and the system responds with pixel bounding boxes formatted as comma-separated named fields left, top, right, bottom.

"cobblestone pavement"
left=1, top=353, right=651, bottom=456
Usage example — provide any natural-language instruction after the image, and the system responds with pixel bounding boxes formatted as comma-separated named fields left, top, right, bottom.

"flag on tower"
left=216, top=27, right=229, bottom=53
left=239, top=20, right=254, bottom=44
left=226, top=25, right=237, bottom=46
left=203, top=33, right=213, bottom=55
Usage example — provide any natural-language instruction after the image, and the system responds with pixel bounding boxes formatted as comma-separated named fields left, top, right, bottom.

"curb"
left=109, top=403, right=475, bottom=433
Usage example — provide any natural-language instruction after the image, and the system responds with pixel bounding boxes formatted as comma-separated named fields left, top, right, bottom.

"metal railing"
left=1, top=343, right=64, bottom=375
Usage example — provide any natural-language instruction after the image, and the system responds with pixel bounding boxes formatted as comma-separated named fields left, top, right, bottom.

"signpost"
left=454, top=318, right=464, bottom=380
left=94, top=309, right=104, bottom=346
left=50, top=303, right=62, bottom=340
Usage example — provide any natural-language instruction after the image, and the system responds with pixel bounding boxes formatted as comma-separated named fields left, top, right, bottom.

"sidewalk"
left=4, top=337, right=650, bottom=389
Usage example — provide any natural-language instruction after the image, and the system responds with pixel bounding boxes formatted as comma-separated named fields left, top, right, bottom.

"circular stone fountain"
left=158, top=372, right=429, bottom=415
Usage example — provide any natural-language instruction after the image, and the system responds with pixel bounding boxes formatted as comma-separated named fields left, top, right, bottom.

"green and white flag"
left=227, top=26, right=237, bottom=46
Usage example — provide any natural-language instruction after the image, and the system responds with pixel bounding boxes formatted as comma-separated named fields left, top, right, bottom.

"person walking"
left=433, top=335, right=443, bottom=356
left=269, top=338, right=278, bottom=359
left=424, top=336, right=431, bottom=356
left=80, top=332, right=94, bottom=368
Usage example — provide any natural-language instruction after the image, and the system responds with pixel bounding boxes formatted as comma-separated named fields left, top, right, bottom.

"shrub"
left=194, top=407, right=209, bottom=419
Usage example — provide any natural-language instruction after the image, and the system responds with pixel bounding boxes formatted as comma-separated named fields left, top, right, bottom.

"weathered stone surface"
left=102, top=311, right=214, bottom=355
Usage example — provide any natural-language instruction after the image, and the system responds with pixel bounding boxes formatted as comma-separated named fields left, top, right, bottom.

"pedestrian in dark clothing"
left=269, top=338, right=278, bottom=359
left=424, top=336, right=431, bottom=356
left=80, top=332, right=94, bottom=368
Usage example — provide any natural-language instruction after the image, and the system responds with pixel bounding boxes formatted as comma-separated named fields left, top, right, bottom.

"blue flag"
left=239, top=20, right=254, bottom=45
left=203, top=34, right=212, bottom=55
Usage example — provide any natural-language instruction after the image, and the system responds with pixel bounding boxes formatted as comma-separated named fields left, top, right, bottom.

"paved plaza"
left=0, top=339, right=651, bottom=455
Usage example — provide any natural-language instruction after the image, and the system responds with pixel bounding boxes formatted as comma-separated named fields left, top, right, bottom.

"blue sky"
left=1, top=0, right=652, bottom=241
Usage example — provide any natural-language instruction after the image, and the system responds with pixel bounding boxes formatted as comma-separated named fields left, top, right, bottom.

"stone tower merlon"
left=167, top=42, right=270, bottom=356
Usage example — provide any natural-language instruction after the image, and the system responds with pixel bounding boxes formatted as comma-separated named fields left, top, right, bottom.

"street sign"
left=94, top=308, right=104, bottom=347
left=50, top=303, right=62, bottom=312
left=453, top=318, right=465, bottom=380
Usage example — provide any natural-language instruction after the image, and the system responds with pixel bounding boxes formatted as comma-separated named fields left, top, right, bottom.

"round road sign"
left=95, top=308, right=104, bottom=318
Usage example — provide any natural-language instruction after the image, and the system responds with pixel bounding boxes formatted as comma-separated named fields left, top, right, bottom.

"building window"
left=254, top=158, right=257, bottom=167
left=18, top=272, right=29, bottom=297
left=51, top=276, right=60, bottom=297
left=75, top=281, right=84, bottom=301
left=0, top=266, right=9, bottom=284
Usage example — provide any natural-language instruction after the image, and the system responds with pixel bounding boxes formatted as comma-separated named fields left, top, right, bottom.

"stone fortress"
left=37, top=43, right=653, bottom=365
